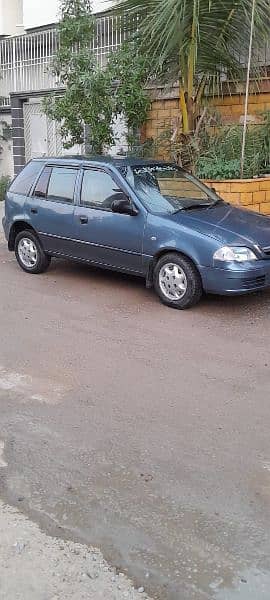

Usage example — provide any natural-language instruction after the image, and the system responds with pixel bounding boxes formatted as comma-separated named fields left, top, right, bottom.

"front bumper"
left=200, top=260, right=270, bottom=295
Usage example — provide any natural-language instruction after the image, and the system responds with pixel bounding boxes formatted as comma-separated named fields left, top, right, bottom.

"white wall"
left=0, top=0, right=114, bottom=35
left=0, top=0, right=23, bottom=36
left=23, top=0, right=113, bottom=29
left=0, top=115, right=14, bottom=178
left=23, top=0, right=59, bottom=29
left=92, top=0, right=113, bottom=13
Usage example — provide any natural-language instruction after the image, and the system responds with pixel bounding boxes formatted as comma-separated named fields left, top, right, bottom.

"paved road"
left=1, top=207, right=270, bottom=599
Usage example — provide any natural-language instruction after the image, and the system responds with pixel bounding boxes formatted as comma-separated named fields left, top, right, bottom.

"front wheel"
left=15, top=230, right=51, bottom=274
left=153, top=253, right=202, bottom=309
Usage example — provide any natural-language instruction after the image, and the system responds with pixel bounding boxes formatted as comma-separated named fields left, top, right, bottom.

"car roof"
left=31, top=155, right=174, bottom=169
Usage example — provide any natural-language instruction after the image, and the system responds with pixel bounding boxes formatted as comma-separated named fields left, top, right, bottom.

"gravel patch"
left=0, top=500, right=152, bottom=599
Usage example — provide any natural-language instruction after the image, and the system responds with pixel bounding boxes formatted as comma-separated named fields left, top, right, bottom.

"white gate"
left=23, top=99, right=82, bottom=162
left=23, top=100, right=49, bottom=161
left=23, top=98, right=128, bottom=162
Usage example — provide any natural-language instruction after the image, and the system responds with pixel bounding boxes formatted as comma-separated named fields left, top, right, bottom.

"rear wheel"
left=15, top=230, right=51, bottom=274
left=154, top=252, right=202, bottom=309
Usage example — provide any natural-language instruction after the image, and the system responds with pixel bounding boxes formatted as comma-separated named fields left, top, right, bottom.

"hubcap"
left=18, top=237, right=38, bottom=268
left=159, top=262, right=188, bottom=301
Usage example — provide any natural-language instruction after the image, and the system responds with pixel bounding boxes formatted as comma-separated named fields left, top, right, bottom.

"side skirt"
left=47, top=250, right=146, bottom=278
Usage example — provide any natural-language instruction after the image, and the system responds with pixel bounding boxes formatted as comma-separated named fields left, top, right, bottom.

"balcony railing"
left=0, top=28, right=58, bottom=103
left=0, top=16, right=269, bottom=108
left=0, top=14, right=129, bottom=106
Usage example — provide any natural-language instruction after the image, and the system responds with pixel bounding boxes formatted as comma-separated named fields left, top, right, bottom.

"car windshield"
left=119, top=163, right=222, bottom=215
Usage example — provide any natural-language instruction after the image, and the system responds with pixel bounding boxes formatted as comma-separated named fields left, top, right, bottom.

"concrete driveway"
left=1, top=202, right=270, bottom=599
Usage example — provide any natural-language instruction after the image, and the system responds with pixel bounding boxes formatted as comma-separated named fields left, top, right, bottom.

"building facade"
left=0, top=1, right=269, bottom=177
left=0, top=0, right=122, bottom=176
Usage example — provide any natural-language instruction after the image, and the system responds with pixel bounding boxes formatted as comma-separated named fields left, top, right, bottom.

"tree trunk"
left=179, top=86, right=189, bottom=134
left=179, top=89, right=196, bottom=134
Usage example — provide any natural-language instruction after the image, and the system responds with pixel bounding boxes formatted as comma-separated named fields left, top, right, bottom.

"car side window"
left=33, top=166, right=52, bottom=198
left=47, top=167, right=78, bottom=204
left=80, top=169, right=122, bottom=210
left=33, top=166, right=78, bottom=204
left=9, top=160, right=43, bottom=195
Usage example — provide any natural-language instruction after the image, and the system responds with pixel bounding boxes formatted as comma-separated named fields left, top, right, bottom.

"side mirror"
left=111, top=194, right=138, bottom=216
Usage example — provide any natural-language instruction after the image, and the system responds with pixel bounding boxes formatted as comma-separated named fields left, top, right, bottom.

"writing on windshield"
left=120, top=164, right=218, bottom=214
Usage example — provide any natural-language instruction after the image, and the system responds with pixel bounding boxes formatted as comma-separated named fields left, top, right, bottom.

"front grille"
left=240, top=275, right=266, bottom=289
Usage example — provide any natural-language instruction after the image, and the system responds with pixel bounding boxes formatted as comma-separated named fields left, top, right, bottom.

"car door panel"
left=34, top=201, right=76, bottom=255
left=74, top=168, right=145, bottom=273
left=74, top=207, right=145, bottom=272
left=25, top=165, right=79, bottom=255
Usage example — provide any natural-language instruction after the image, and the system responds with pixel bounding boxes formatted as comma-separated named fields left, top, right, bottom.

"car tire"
left=153, top=252, right=202, bottom=309
left=15, top=230, right=51, bottom=274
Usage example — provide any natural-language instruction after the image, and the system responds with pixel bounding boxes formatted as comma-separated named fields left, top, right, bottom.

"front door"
left=25, top=165, right=80, bottom=255
left=74, top=168, right=145, bottom=274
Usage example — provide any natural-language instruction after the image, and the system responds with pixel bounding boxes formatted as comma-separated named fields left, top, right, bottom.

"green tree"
left=107, top=42, right=151, bottom=151
left=112, top=0, right=270, bottom=135
left=43, top=0, right=114, bottom=153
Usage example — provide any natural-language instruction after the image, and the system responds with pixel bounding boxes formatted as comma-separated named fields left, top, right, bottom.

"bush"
left=196, top=158, right=241, bottom=180
left=195, top=112, right=270, bottom=180
left=0, top=175, right=11, bottom=201
left=145, top=110, right=270, bottom=180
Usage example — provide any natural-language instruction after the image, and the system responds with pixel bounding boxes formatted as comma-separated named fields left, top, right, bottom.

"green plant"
left=43, top=0, right=114, bottom=153
left=142, top=111, right=270, bottom=179
left=107, top=42, right=151, bottom=151
left=0, top=120, right=12, bottom=141
left=141, top=108, right=218, bottom=168
left=113, top=0, right=269, bottom=134
left=44, top=4, right=153, bottom=155
left=0, top=175, right=11, bottom=201
left=196, top=158, right=241, bottom=179
left=195, top=112, right=270, bottom=179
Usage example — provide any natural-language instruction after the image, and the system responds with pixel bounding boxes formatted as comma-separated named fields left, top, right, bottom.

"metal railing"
left=0, top=15, right=269, bottom=108
left=0, top=14, right=129, bottom=105
left=0, top=28, right=58, bottom=102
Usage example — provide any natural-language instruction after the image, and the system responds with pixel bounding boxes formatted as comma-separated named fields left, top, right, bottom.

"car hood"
left=171, top=202, right=270, bottom=249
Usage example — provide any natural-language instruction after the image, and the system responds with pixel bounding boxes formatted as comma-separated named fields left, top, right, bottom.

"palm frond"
left=112, top=0, right=270, bottom=80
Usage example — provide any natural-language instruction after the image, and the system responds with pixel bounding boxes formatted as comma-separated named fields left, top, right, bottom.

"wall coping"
left=205, top=177, right=270, bottom=183
left=148, top=80, right=270, bottom=101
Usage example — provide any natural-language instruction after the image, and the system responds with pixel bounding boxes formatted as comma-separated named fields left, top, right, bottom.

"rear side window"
left=34, top=166, right=52, bottom=198
left=9, top=161, right=43, bottom=195
left=33, top=166, right=78, bottom=204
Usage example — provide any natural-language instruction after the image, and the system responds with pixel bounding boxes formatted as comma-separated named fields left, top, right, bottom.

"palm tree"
left=112, top=0, right=270, bottom=134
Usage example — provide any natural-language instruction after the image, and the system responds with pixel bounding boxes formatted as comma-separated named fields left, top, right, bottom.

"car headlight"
left=213, top=246, right=257, bottom=262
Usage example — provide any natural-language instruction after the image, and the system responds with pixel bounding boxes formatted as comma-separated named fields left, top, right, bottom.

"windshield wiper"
left=208, top=198, right=224, bottom=208
left=173, top=203, right=212, bottom=214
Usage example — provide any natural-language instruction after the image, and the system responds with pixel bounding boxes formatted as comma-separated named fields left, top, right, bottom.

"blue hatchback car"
left=3, top=156, right=270, bottom=309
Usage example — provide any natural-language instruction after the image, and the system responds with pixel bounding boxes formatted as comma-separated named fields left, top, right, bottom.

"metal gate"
left=23, top=98, right=127, bottom=162
left=23, top=99, right=62, bottom=161
left=23, top=99, right=83, bottom=162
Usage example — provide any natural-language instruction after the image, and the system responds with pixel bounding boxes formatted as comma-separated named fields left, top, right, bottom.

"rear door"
left=73, top=167, right=145, bottom=273
left=25, top=165, right=80, bottom=256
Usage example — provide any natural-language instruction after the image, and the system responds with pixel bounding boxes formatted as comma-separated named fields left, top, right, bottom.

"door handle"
left=31, top=207, right=38, bottom=214
left=79, top=215, right=88, bottom=224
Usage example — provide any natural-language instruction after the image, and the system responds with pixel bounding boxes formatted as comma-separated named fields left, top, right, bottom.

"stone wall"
left=209, top=92, right=270, bottom=123
left=205, top=178, right=270, bottom=215
left=145, top=84, right=270, bottom=140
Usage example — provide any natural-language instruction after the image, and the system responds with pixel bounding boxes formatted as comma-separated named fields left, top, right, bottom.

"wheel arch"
left=146, top=248, right=198, bottom=287
left=8, top=221, right=37, bottom=251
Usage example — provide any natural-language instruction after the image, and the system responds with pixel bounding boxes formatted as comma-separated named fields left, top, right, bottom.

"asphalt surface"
left=1, top=206, right=270, bottom=599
